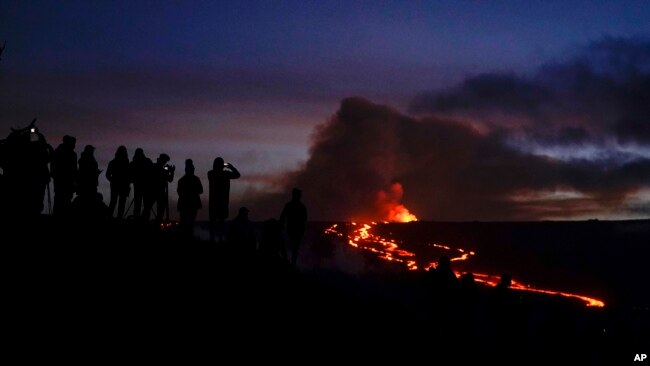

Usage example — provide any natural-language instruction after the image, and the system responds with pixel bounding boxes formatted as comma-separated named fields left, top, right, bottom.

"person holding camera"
left=280, top=188, right=307, bottom=268
left=106, top=145, right=130, bottom=219
left=51, top=135, right=77, bottom=217
left=177, top=159, right=203, bottom=239
left=150, top=153, right=175, bottom=223
left=208, top=157, right=240, bottom=242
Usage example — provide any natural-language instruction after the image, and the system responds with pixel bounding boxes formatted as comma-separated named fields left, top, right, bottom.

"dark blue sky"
left=5, top=1, right=650, bottom=84
left=1, top=1, right=650, bottom=220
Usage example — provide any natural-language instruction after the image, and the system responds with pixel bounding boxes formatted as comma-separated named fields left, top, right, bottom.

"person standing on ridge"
left=129, top=148, right=151, bottom=220
left=280, top=188, right=307, bottom=268
left=152, top=153, right=174, bottom=223
left=208, top=157, right=240, bottom=242
left=106, top=145, right=130, bottom=219
left=177, top=159, right=203, bottom=238
left=77, top=145, right=100, bottom=199
left=51, top=135, right=77, bottom=217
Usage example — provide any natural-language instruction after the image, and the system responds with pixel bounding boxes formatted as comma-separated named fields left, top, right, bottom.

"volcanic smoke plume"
left=247, top=38, right=650, bottom=221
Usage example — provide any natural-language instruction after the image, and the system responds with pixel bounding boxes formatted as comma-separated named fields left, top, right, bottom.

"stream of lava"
left=324, top=222, right=605, bottom=308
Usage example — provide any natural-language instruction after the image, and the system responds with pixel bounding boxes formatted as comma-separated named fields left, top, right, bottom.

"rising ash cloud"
left=248, top=38, right=650, bottom=221
left=410, top=37, right=650, bottom=147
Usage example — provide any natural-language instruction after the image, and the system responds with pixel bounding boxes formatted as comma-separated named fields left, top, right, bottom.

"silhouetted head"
left=499, top=274, right=512, bottom=288
left=115, top=145, right=128, bottom=160
left=83, top=145, right=95, bottom=156
left=414, top=258, right=427, bottom=271
left=461, top=273, right=475, bottom=286
left=157, top=153, right=170, bottom=164
left=185, top=159, right=194, bottom=175
left=134, top=148, right=144, bottom=160
left=214, top=157, right=224, bottom=171
left=62, top=135, right=76, bottom=148
left=291, top=187, right=302, bottom=201
left=437, top=255, right=451, bottom=269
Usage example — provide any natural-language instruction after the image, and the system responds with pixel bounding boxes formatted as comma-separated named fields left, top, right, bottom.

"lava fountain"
left=376, top=183, right=418, bottom=223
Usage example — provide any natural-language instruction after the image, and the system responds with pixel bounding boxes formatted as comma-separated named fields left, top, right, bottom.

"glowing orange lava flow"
left=470, top=273, right=605, bottom=307
left=324, top=222, right=605, bottom=308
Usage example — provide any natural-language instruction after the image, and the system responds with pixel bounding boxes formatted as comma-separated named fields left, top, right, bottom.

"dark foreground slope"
left=2, top=216, right=647, bottom=364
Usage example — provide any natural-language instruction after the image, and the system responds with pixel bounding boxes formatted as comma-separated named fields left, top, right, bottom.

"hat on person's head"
left=239, top=207, right=249, bottom=215
left=62, top=135, right=76, bottom=145
left=84, top=144, right=95, bottom=152
left=158, top=153, right=170, bottom=163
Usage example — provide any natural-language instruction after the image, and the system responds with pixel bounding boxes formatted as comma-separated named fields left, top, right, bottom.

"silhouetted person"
left=208, top=157, right=240, bottom=242
left=77, top=145, right=100, bottom=198
left=458, top=272, right=479, bottom=337
left=260, top=218, right=287, bottom=263
left=459, top=272, right=478, bottom=303
left=154, top=154, right=174, bottom=223
left=429, top=255, right=458, bottom=336
left=72, top=191, right=108, bottom=223
left=177, top=159, right=203, bottom=239
left=280, top=188, right=307, bottom=268
left=491, top=273, right=516, bottom=314
left=432, top=256, right=458, bottom=293
left=227, top=206, right=256, bottom=253
left=488, top=273, right=522, bottom=348
left=142, top=153, right=174, bottom=223
left=30, top=128, right=53, bottom=217
left=129, top=148, right=151, bottom=220
left=0, top=123, right=53, bottom=218
left=51, top=135, right=78, bottom=217
left=106, top=145, right=130, bottom=219
left=494, top=273, right=512, bottom=295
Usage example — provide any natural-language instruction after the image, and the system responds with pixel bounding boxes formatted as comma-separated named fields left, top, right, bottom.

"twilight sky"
left=1, top=1, right=650, bottom=221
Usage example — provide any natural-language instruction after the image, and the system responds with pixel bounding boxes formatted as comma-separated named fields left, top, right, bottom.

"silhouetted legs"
left=155, top=188, right=167, bottom=222
left=116, top=193, right=127, bottom=219
left=142, top=194, right=155, bottom=222
left=288, top=234, right=302, bottom=268
left=53, top=188, right=74, bottom=217
left=210, top=218, right=226, bottom=242
left=26, top=181, right=47, bottom=216
left=108, top=186, right=128, bottom=219
left=179, top=209, right=197, bottom=239
left=133, top=185, right=144, bottom=219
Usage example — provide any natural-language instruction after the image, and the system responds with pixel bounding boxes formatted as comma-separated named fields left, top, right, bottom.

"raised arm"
left=226, top=163, right=241, bottom=179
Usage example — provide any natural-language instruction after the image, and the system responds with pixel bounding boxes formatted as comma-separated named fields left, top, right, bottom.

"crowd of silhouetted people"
left=0, top=123, right=308, bottom=267
left=1, top=123, right=611, bottom=355
left=417, top=255, right=527, bottom=351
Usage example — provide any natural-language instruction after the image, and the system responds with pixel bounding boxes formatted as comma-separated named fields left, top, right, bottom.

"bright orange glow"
left=376, top=183, right=418, bottom=222
left=387, top=204, right=418, bottom=223
left=324, top=222, right=605, bottom=308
